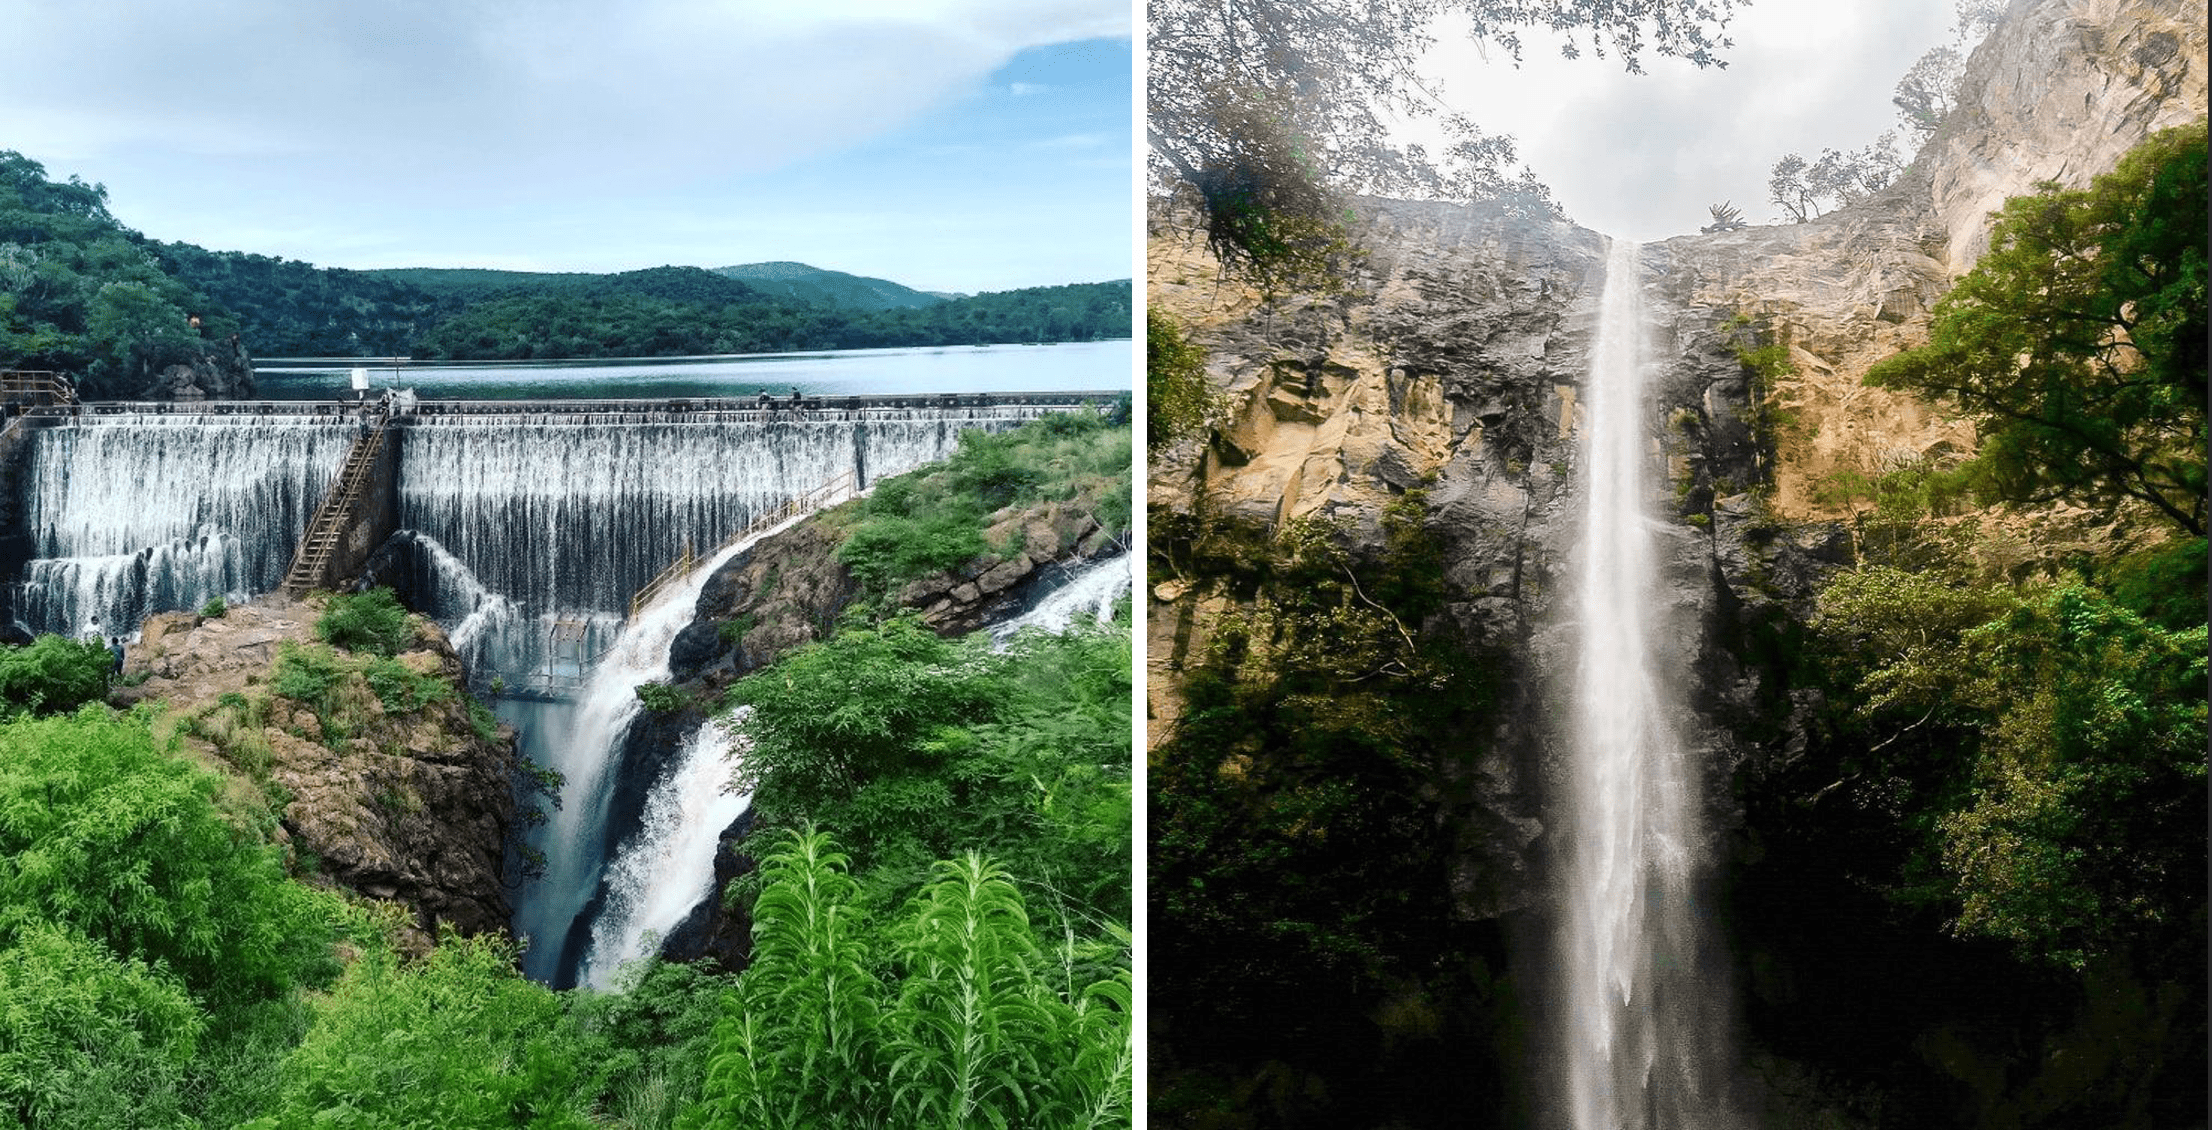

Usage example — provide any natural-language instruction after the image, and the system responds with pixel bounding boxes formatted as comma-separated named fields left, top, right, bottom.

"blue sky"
left=0, top=1, right=1132, bottom=293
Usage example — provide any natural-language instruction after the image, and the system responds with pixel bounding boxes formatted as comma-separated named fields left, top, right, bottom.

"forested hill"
left=167, top=252, right=1129, bottom=359
left=0, top=152, right=247, bottom=398
left=407, top=276, right=1130, bottom=360
left=709, top=261, right=951, bottom=310
left=3, top=148, right=1128, bottom=375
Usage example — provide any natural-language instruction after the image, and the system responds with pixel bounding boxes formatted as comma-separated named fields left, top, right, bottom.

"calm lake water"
left=253, top=340, right=1131, bottom=401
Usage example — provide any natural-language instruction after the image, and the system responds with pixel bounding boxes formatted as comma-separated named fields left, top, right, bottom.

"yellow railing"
left=626, top=470, right=857, bottom=622
left=0, top=371, right=78, bottom=406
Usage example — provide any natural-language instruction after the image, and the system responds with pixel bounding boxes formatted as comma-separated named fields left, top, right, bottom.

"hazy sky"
left=1, top=0, right=1132, bottom=293
left=1408, top=0, right=1959, bottom=240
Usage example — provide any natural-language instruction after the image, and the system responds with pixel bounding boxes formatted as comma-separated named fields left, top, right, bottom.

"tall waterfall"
left=1560, top=239, right=1733, bottom=1128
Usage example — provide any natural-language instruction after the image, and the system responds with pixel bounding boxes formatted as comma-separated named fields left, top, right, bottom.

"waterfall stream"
left=1561, top=239, right=1733, bottom=1128
left=513, top=515, right=804, bottom=984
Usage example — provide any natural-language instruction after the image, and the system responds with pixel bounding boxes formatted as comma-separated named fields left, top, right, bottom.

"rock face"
left=114, top=596, right=523, bottom=950
left=669, top=494, right=1130, bottom=688
left=1649, top=0, right=2204, bottom=519
left=1151, top=0, right=2205, bottom=918
left=1149, top=0, right=2202, bottom=1120
left=134, top=334, right=257, bottom=401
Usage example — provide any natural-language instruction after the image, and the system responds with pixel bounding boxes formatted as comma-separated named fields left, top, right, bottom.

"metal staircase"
left=281, top=411, right=391, bottom=595
left=626, top=469, right=857, bottom=622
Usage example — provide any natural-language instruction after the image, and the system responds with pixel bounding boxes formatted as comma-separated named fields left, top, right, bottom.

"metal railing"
left=0, top=371, right=78, bottom=407
left=626, top=469, right=858, bottom=623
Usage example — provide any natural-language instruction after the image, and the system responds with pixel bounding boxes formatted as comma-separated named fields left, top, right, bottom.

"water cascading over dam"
left=1559, top=240, right=1735, bottom=1129
left=4, top=400, right=1084, bottom=984
left=13, top=417, right=356, bottom=635
left=9, top=404, right=1061, bottom=662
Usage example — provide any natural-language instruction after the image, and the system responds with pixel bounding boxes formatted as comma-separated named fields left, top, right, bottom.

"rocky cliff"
left=113, top=596, right=524, bottom=953
left=1150, top=0, right=2205, bottom=902
left=1148, top=0, right=2203, bottom=1122
left=134, top=333, right=257, bottom=401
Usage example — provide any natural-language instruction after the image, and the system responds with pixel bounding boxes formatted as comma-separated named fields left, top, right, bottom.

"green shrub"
left=200, top=596, right=228, bottom=618
left=0, top=636, right=113, bottom=717
left=363, top=657, right=453, bottom=715
left=271, top=645, right=341, bottom=705
left=683, top=829, right=1130, bottom=1130
left=635, top=682, right=688, bottom=712
left=314, top=588, right=416, bottom=657
left=468, top=701, right=501, bottom=743
left=247, top=930, right=589, bottom=1129
left=0, top=922, right=205, bottom=1127
left=0, top=708, right=342, bottom=1010
left=1148, top=310, right=1215, bottom=448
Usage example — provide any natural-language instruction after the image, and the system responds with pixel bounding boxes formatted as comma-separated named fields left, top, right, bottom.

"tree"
left=245, top=930, right=592, bottom=1129
left=1865, top=123, right=2208, bottom=535
left=1892, top=45, right=1965, bottom=147
left=1146, top=310, right=1217, bottom=447
left=1813, top=570, right=2207, bottom=971
left=1148, top=0, right=1738, bottom=272
left=1890, top=0, right=2004, bottom=148
left=1700, top=201, right=1748, bottom=232
left=0, top=709, right=338, bottom=1010
left=1768, top=131, right=1903, bottom=222
left=0, top=636, right=112, bottom=716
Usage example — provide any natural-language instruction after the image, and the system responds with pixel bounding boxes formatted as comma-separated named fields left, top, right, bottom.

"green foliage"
left=635, top=681, right=689, bottom=712
left=0, top=708, right=339, bottom=1010
left=1161, top=80, right=1364, bottom=296
left=469, top=700, right=501, bottom=742
left=271, top=644, right=341, bottom=706
left=1149, top=503, right=1510, bottom=1122
left=2099, top=536, right=2208, bottom=629
left=722, top=602, right=1132, bottom=949
left=1146, top=310, right=1217, bottom=449
left=727, top=619, right=1008, bottom=864
left=153, top=241, right=462, bottom=357
left=840, top=503, right=989, bottom=598
left=563, top=959, right=735, bottom=1130
left=362, top=656, right=454, bottom=714
left=837, top=413, right=1130, bottom=606
left=1865, top=123, right=2208, bottom=534
left=200, top=595, right=228, bottom=618
left=248, top=929, right=591, bottom=1129
left=410, top=274, right=1131, bottom=361
left=1767, top=131, right=1903, bottom=222
left=684, top=829, right=1130, bottom=1129
left=1812, top=569, right=2207, bottom=970
left=1, top=150, right=237, bottom=397
left=0, top=922, right=203, bottom=1127
left=0, top=635, right=112, bottom=717
left=314, top=587, right=418, bottom=658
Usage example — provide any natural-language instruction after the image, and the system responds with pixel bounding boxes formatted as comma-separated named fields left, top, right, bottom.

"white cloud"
left=0, top=0, right=1130, bottom=196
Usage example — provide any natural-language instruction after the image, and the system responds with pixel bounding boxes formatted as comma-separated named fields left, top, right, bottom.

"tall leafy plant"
left=685, top=828, right=1131, bottom=1129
